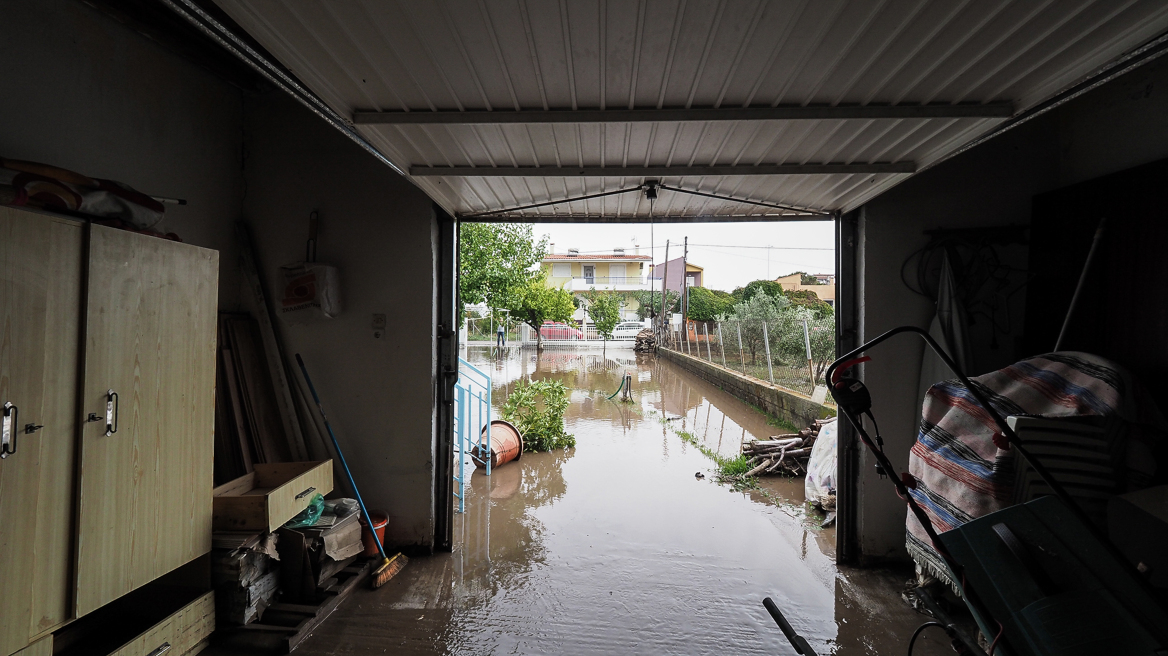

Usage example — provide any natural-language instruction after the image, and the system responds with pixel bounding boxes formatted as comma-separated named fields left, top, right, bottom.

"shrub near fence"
left=667, top=317, right=833, bottom=397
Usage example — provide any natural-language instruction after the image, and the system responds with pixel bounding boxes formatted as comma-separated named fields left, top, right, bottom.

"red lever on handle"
left=831, top=356, right=871, bottom=386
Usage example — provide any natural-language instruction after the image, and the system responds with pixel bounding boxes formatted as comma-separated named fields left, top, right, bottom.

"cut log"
left=745, top=459, right=773, bottom=477
left=765, top=448, right=788, bottom=473
left=776, top=447, right=811, bottom=458
left=748, top=437, right=802, bottom=449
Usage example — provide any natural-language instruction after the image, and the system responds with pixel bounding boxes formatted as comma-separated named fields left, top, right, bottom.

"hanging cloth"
left=917, top=252, right=971, bottom=404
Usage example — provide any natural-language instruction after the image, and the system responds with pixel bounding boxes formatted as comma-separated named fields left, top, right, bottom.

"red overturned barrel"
left=473, top=420, right=523, bottom=469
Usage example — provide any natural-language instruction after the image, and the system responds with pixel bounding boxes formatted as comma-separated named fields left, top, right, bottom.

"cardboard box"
left=277, top=512, right=364, bottom=603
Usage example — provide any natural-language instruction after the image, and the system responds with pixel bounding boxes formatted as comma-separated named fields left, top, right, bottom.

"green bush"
left=500, top=378, right=576, bottom=452
left=686, top=286, right=734, bottom=321
left=732, top=280, right=786, bottom=303
left=784, top=289, right=833, bottom=318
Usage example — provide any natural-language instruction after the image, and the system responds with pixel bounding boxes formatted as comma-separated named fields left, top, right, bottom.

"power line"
left=544, top=243, right=832, bottom=255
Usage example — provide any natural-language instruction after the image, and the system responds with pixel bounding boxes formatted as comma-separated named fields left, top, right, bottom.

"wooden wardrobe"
left=0, top=206, right=218, bottom=656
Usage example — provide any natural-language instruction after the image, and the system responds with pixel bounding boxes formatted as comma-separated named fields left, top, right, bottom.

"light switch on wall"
left=372, top=313, right=386, bottom=338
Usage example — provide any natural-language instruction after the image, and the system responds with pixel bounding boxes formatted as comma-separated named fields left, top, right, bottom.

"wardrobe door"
left=75, top=226, right=218, bottom=616
left=0, top=208, right=83, bottom=655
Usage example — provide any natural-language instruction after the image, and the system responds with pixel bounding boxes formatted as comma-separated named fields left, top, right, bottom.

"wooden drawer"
left=12, top=635, right=52, bottom=656
left=107, top=593, right=213, bottom=656
left=53, top=584, right=212, bottom=656
left=213, top=462, right=333, bottom=533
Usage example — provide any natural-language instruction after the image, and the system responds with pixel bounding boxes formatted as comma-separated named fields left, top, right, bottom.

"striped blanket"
left=905, top=352, right=1164, bottom=589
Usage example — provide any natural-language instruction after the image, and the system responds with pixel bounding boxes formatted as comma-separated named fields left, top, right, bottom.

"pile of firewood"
left=634, top=329, right=656, bottom=353
left=741, top=418, right=832, bottom=476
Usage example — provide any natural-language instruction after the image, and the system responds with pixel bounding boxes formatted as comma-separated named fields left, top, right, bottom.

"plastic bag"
left=280, top=262, right=342, bottom=321
left=284, top=493, right=325, bottom=528
left=805, top=419, right=838, bottom=510
left=323, top=498, right=359, bottom=518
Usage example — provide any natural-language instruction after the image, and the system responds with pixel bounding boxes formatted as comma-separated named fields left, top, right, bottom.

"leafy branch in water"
left=501, top=378, right=576, bottom=452
left=671, top=421, right=814, bottom=521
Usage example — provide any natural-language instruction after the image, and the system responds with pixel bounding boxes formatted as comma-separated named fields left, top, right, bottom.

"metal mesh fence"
left=665, top=319, right=831, bottom=397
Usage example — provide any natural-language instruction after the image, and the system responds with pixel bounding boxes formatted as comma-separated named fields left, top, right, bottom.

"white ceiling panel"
left=212, top=0, right=1168, bottom=220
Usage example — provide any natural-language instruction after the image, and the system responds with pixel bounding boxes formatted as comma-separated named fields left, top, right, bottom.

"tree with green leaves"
left=717, top=293, right=790, bottom=363
left=581, top=288, right=622, bottom=340
left=784, top=289, right=834, bottom=319
left=630, top=289, right=678, bottom=320
left=506, top=273, right=576, bottom=350
left=459, top=223, right=547, bottom=314
left=685, top=287, right=734, bottom=321
left=731, top=279, right=786, bottom=303
left=771, top=306, right=836, bottom=382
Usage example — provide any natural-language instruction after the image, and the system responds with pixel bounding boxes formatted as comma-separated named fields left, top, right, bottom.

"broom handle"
left=295, top=354, right=388, bottom=561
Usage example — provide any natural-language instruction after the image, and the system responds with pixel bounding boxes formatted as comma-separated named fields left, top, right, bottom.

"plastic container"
left=361, top=511, right=389, bottom=557
left=473, top=420, right=523, bottom=469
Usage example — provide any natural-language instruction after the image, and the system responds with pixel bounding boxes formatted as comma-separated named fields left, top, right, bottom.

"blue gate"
left=453, top=357, right=492, bottom=513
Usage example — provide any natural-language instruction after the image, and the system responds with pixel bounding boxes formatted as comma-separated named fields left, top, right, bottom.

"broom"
left=295, top=354, right=408, bottom=588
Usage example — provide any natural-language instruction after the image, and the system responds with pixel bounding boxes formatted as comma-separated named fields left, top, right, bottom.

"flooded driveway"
left=294, top=347, right=950, bottom=656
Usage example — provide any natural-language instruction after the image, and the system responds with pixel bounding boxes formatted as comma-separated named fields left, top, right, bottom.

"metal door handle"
left=1, top=402, right=17, bottom=459
left=296, top=487, right=316, bottom=500
left=105, top=389, right=118, bottom=436
left=146, top=642, right=171, bottom=656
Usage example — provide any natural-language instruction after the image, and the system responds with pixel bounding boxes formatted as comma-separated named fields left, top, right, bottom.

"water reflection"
left=405, top=346, right=941, bottom=655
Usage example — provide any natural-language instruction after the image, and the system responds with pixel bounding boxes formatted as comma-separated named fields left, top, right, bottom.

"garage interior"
left=2, top=0, right=1168, bottom=654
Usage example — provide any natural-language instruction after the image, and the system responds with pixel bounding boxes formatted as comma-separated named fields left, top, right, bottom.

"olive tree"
left=717, top=293, right=790, bottom=363
left=771, top=306, right=836, bottom=382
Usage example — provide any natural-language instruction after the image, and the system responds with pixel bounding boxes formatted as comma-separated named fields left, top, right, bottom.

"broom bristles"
left=371, top=552, right=408, bottom=589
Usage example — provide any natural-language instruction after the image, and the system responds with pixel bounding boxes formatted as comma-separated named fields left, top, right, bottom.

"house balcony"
left=551, top=276, right=649, bottom=291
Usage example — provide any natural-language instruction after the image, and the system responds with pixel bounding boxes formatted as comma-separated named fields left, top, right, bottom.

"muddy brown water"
left=282, top=348, right=953, bottom=656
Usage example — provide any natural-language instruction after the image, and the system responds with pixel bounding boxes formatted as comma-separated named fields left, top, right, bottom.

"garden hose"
left=606, top=376, right=625, bottom=400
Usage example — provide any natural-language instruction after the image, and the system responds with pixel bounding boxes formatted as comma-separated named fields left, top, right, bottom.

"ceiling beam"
left=355, top=103, right=1013, bottom=125
left=410, top=163, right=915, bottom=177
left=459, top=213, right=835, bottom=223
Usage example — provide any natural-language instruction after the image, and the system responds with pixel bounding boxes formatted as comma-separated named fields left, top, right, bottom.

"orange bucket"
left=474, top=420, right=523, bottom=469
left=361, top=511, right=389, bottom=557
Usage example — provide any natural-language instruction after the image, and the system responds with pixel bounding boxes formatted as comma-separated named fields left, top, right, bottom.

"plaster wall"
left=241, top=90, right=439, bottom=548
left=649, top=257, right=703, bottom=291
left=0, top=1, right=442, bottom=549
left=0, top=0, right=245, bottom=310
left=851, top=55, right=1168, bottom=561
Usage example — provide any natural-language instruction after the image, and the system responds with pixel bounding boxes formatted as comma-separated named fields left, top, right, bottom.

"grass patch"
left=660, top=412, right=816, bottom=521
left=676, top=430, right=757, bottom=488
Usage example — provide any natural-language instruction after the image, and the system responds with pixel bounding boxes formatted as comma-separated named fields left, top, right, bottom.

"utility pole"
left=659, top=240, right=670, bottom=338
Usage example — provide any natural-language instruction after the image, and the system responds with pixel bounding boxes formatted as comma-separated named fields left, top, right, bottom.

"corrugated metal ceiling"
left=212, top=0, right=1168, bottom=220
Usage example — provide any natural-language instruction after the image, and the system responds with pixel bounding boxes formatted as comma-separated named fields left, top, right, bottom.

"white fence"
left=516, top=323, right=636, bottom=347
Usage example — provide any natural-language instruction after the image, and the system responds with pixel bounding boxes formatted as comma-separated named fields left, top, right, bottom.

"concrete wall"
left=851, top=55, right=1168, bottom=562
left=659, top=348, right=834, bottom=428
left=0, top=0, right=245, bottom=310
left=241, top=90, right=439, bottom=548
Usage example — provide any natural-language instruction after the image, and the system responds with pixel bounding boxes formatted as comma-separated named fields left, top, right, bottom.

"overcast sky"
left=534, top=220, right=835, bottom=292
